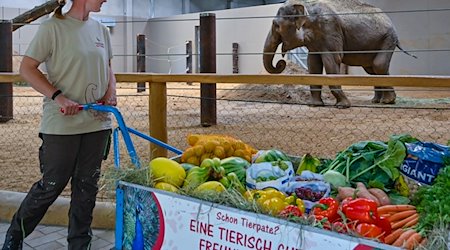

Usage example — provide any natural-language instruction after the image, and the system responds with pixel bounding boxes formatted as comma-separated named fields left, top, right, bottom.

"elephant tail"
left=396, top=44, right=418, bottom=59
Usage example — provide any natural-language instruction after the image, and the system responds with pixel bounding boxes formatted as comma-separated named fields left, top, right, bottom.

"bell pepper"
left=261, top=189, right=287, bottom=200
left=332, top=221, right=348, bottom=234
left=375, top=216, right=392, bottom=235
left=342, top=198, right=379, bottom=224
left=279, top=205, right=303, bottom=218
left=340, top=197, right=353, bottom=207
left=355, top=223, right=385, bottom=242
left=260, top=197, right=288, bottom=215
left=253, top=189, right=286, bottom=206
left=313, top=215, right=332, bottom=230
left=312, top=197, right=340, bottom=222
left=285, top=195, right=306, bottom=214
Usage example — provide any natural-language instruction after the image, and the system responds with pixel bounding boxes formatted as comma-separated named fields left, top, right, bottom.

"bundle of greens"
left=320, top=134, right=417, bottom=190
left=413, top=161, right=450, bottom=232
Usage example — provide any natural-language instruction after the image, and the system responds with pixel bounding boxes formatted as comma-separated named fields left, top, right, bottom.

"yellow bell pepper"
left=261, top=197, right=289, bottom=215
left=285, top=195, right=306, bottom=214
left=260, top=189, right=286, bottom=200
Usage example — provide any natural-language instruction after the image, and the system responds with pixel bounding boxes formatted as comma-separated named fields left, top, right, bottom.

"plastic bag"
left=286, top=171, right=331, bottom=211
left=245, top=161, right=294, bottom=192
left=401, top=141, right=450, bottom=185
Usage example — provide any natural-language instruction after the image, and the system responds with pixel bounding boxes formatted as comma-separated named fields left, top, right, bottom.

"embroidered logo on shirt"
left=95, top=37, right=105, bottom=48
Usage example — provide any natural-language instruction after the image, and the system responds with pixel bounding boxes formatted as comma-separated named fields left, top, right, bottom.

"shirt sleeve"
left=25, top=21, right=53, bottom=63
left=103, top=26, right=113, bottom=60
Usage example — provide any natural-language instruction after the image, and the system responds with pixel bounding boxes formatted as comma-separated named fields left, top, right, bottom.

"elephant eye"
left=272, top=20, right=280, bottom=29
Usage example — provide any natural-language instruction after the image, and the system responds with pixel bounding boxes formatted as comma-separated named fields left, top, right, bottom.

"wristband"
left=51, top=90, right=62, bottom=100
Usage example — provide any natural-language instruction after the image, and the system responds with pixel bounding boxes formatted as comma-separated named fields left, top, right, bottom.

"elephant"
left=263, top=0, right=415, bottom=107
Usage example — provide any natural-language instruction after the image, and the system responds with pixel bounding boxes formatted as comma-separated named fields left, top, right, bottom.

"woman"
left=2, top=0, right=116, bottom=249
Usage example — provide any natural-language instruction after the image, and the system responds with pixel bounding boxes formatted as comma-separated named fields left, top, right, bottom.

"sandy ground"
left=1, top=64, right=449, bottom=201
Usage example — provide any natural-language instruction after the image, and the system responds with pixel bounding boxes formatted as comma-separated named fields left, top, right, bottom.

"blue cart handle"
left=63, top=103, right=182, bottom=168
left=82, top=104, right=141, bottom=167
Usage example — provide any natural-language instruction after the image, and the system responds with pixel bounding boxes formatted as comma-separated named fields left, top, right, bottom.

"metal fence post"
left=186, top=40, right=192, bottom=85
left=0, top=20, right=13, bottom=123
left=194, top=25, right=200, bottom=73
left=199, top=13, right=216, bottom=127
left=137, top=34, right=146, bottom=92
left=232, top=42, right=239, bottom=74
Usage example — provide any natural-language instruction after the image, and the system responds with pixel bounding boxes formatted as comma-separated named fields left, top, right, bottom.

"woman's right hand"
left=55, top=95, right=80, bottom=116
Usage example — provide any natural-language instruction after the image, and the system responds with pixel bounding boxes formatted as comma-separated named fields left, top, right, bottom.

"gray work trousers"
left=5, top=129, right=111, bottom=250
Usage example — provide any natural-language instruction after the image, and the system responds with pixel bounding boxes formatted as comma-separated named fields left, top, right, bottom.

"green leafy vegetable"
left=412, top=163, right=450, bottom=232
left=320, top=134, right=417, bottom=190
left=323, top=170, right=349, bottom=189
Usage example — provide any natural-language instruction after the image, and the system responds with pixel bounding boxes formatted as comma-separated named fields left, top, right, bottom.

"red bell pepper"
left=375, top=216, right=392, bottom=235
left=332, top=221, right=348, bottom=234
left=355, top=223, right=385, bottom=242
left=342, top=198, right=379, bottom=224
left=313, top=215, right=332, bottom=230
left=312, top=197, right=340, bottom=222
left=340, top=197, right=353, bottom=207
left=279, top=205, right=303, bottom=219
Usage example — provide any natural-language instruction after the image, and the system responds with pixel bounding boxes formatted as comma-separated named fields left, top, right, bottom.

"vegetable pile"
left=108, top=133, right=449, bottom=250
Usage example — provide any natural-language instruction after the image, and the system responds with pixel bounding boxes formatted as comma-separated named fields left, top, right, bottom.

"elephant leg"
left=379, top=86, right=396, bottom=104
left=322, top=54, right=350, bottom=108
left=307, top=54, right=324, bottom=106
left=372, top=50, right=396, bottom=104
left=363, top=67, right=382, bottom=103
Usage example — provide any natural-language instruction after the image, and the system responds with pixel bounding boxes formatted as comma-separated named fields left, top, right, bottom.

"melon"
left=155, top=182, right=179, bottom=193
left=149, top=157, right=186, bottom=187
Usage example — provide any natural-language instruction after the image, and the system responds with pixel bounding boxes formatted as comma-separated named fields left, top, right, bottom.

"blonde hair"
left=54, top=0, right=67, bottom=19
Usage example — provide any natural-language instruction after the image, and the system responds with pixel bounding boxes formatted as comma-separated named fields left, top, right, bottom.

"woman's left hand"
left=99, top=89, right=117, bottom=106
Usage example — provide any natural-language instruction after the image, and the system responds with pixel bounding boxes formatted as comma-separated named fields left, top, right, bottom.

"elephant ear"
left=292, top=4, right=307, bottom=30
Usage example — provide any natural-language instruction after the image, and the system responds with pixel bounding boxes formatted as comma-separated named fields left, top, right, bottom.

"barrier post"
left=0, top=20, right=13, bottom=123
left=186, top=40, right=193, bottom=85
left=199, top=13, right=217, bottom=127
left=137, top=34, right=146, bottom=92
left=232, top=42, right=239, bottom=74
left=149, top=82, right=168, bottom=158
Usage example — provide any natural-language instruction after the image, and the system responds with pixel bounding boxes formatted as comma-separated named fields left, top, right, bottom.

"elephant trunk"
left=263, top=29, right=286, bottom=74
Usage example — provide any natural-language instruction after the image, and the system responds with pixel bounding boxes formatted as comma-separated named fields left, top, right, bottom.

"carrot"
left=392, top=229, right=416, bottom=247
left=379, top=213, right=392, bottom=218
left=384, top=228, right=404, bottom=245
left=388, top=210, right=417, bottom=222
left=419, top=237, right=428, bottom=247
left=402, top=213, right=419, bottom=228
left=377, top=204, right=416, bottom=214
left=368, top=188, right=391, bottom=206
left=403, top=232, right=422, bottom=250
left=391, top=214, right=419, bottom=230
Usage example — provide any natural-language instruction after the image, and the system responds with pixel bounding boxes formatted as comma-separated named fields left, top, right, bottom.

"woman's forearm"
left=19, top=56, right=57, bottom=98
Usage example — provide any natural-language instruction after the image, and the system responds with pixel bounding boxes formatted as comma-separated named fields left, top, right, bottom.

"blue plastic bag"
left=400, top=142, right=450, bottom=185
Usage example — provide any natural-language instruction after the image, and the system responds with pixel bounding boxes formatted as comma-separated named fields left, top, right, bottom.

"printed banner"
left=119, top=184, right=391, bottom=250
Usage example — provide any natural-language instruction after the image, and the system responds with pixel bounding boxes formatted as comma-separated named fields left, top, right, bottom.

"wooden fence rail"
left=1, top=73, right=450, bottom=157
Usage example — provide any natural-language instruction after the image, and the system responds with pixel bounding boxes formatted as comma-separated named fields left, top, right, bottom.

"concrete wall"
left=352, top=0, right=450, bottom=75
left=146, top=2, right=450, bottom=75
left=0, top=6, right=147, bottom=73
left=2, top=1, right=450, bottom=75
left=145, top=5, right=278, bottom=74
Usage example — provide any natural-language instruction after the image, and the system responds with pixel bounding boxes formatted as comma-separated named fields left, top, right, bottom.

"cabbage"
left=323, top=170, right=349, bottom=189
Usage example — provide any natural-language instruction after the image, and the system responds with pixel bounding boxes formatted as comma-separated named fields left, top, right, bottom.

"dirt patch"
left=1, top=62, right=449, bottom=201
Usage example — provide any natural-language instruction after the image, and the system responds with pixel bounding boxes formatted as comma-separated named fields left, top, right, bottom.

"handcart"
left=81, top=104, right=401, bottom=250
left=76, top=103, right=182, bottom=168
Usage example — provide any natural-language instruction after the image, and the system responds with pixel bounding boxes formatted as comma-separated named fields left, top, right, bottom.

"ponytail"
left=54, top=0, right=66, bottom=19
